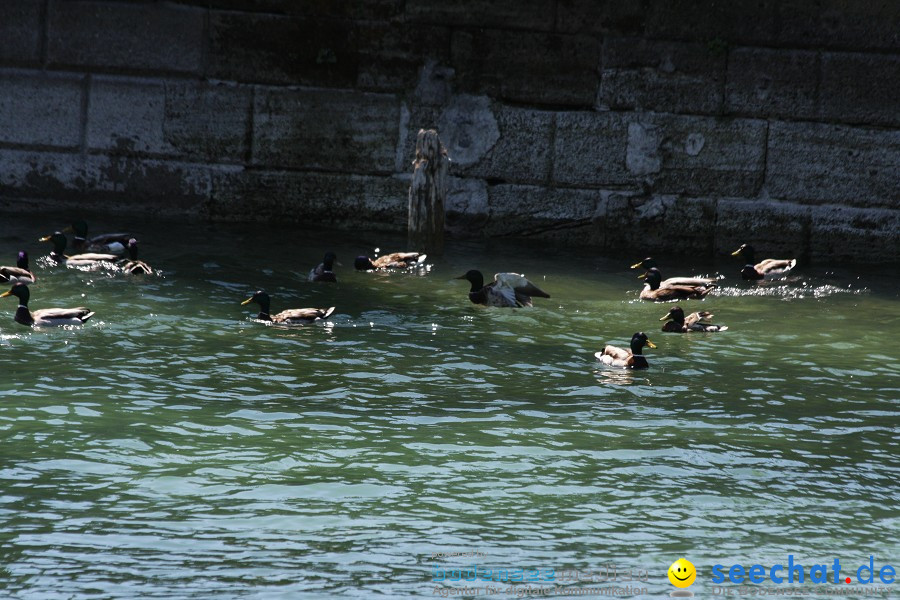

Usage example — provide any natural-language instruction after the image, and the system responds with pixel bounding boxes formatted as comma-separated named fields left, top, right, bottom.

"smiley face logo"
left=668, top=558, right=697, bottom=588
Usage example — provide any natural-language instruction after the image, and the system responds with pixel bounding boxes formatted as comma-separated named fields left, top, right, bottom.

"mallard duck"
left=308, top=252, right=338, bottom=282
left=120, top=239, right=153, bottom=275
left=39, top=232, right=119, bottom=268
left=595, top=332, right=656, bottom=369
left=241, top=291, right=335, bottom=324
left=354, top=252, right=427, bottom=271
left=0, top=251, right=35, bottom=284
left=639, top=268, right=715, bottom=301
left=64, top=220, right=130, bottom=256
left=731, top=244, right=796, bottom=280
left=630, top=257, right=718, bottom=287
left=456, top=270, right=550, bottom=307
left=660, top=305, right=728, bottom=333
left=1, top=283, right=94, bottom=327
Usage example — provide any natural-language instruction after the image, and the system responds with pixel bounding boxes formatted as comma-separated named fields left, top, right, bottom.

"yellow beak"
left=630, top=261, right=643, bottom=269
left=646, top=340, right=657, bottom=349
left=241, top=298, right=253, bottom=306
left=659, top=312, right=673, bottom=321
left=638, top=272, right=647, bottom=279
left=0, top=291, right=11, bottom=298
left=730, top=248, right=742, bottom=256
left=39, top=235, right=52, bottom=242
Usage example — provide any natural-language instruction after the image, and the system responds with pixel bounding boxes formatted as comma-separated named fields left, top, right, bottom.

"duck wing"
left=493, top=272, right=550, bottom=307
left=661, top=276, right=717, bottom=288
left=272, top=307, right=335, bottom=324
left=371, top=252, right=425, bottom=268
left=122, top=260, right=153, bottom=275
left=31, top=307, right=94, bottom=325
left=684, top=311, right=727, bottom=332
left=755, top=258, right=796, bottom=276
left=595, top=344, right=632, bottom=366
left=0, top=266, right=35, bottom=283
left=641, top=284, right=714, bottom=301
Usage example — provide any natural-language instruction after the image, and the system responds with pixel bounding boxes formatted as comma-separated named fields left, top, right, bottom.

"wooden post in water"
left=408, top=128, right=448, bottom=255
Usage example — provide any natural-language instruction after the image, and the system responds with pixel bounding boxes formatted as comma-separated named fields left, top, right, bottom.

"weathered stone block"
left=766, top=121, right=900, bottom=208
left=0, top=1, right=42, bottom=65
left=0, top=71, right=84, bottom=149
left=599, top=37, right=724, bottom=115
left=356, top=22, right=451, bottom=93
left=405, top=0, right=553, bottom=31
left=820, top=52, right=900, bottom=127
left=809, top=205, right=900, bottom=263
left=164, top=82, right=252, bottom=163
left=451, top=29, right=599, bottom=107
left=47, top=1, right=204, bottom=74
left=553, top=112, right=631, bottom=186
left=88, top=77, right=170, bottom=156
left=208, top=169, right=407, bottom=229
left=252, top=88, right=400, bottom=173
left=174, top=0, right=404, bottom=20
left=715, top=198, right=810, bottom=260
left=485, top=185, right=602, bottom=244
left=436, top=95, right=499, bottom=170
left=645, top=1, right=780, bottom=47
left=0, top=149, right=87, bottom=201
left=445, top=176, right=490, bottom=234
left=556, top=0, right=648, bottom=35
left=627, top=115, right=767, bottom=197
left=604, top=194, right=716, bottom=255
left=777, top=0, right=900, bottom=51
left=725, top=48, right=819, bottom=120
left=461, top=106, right=555, bottom=185
left=208, top=12, right=358, bottom=86
left=83, top=155, right=212, bottom=214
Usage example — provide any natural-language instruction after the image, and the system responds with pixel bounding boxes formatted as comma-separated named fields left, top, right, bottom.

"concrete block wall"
left=0, top=0, right=898, bottom=262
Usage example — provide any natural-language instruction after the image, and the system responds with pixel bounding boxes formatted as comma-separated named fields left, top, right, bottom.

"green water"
left=0, top=215, right=898, bottom=599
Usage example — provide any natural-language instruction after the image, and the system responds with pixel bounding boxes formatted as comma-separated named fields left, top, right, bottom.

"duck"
left=64, top=219, right=130, bottom=256
left=630, top=257, right=718, bottom=287
left=456, top=270, right=550, bottom=307
left=241, top=291, right=335, bottom=325
left=354, top=252, right=427, bottom=271
left=659, top=305, right=728, bottom=333
left=595, top=332, right=656, bottom=369
left=639, top=268, right=715, bottom=301
left=308, top=252, right=338, bottom=282
left=39, top=232, right=119, bottom=268
left=120, top=239, right=153, bottom=275
left=0, top=251, right=36, bottom=284
left=0, top=283, right=94, bottom=327
left=731, top=244, right=796, bottom=280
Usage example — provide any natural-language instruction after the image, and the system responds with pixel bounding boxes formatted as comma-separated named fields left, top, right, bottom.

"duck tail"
left=322, top=307, right=336, bottom=319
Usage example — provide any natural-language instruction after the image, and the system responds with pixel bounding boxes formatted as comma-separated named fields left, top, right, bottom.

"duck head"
left=16, top=251, right=28, bottom=271
left=39, top=232, right=67, bottom=257
left=322, top=252, right=337, bottom=271
left=630, top=332, right=656, bottom=355
left=630, top=257, right=658, bottom=270
left=731, top=244, right=756, bottom=264
left=354, top=256, right=375, bottom=271
left=0, top=282, right=30, bottom=305
left=638, top=267, right=663, bottom=290
left=64, top=219, right=89, bottom=240
left=127, top=238, right=140, bottom=260
left=659, top=305, right=686, bottom=324
left=241, top=290, right=271, bottom=317
left=455, top=269, right=485, bottom=292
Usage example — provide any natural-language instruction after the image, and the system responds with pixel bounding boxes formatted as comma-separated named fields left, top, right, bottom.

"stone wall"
left=0, top=0, right=898, bottom=262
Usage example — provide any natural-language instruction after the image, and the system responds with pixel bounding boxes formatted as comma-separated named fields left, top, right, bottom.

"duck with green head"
left=120, top=239, right=153, bottom=275
left=455, top=270, right=550, bottom=307
left=630, top=257, right=718, bottom=288
left=241, top=291, right=335, bottom=325
left=1, top=283, right=94, bottom=327
left=39, top=232, right=119, bottom=268
left=0, top=251, right=35, bottom=284
left=659, top=305, right=728, bottom=333
left=639, top=268, right=715, bottom=301
left=64, top=219, right=131, bottom=256
left=595, top=332, right=656, bottom=369
left=731, top=244, right=796, bottom=280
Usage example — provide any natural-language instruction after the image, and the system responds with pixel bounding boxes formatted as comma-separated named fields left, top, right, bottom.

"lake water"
left=0, top=214, right=897, bottom=599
